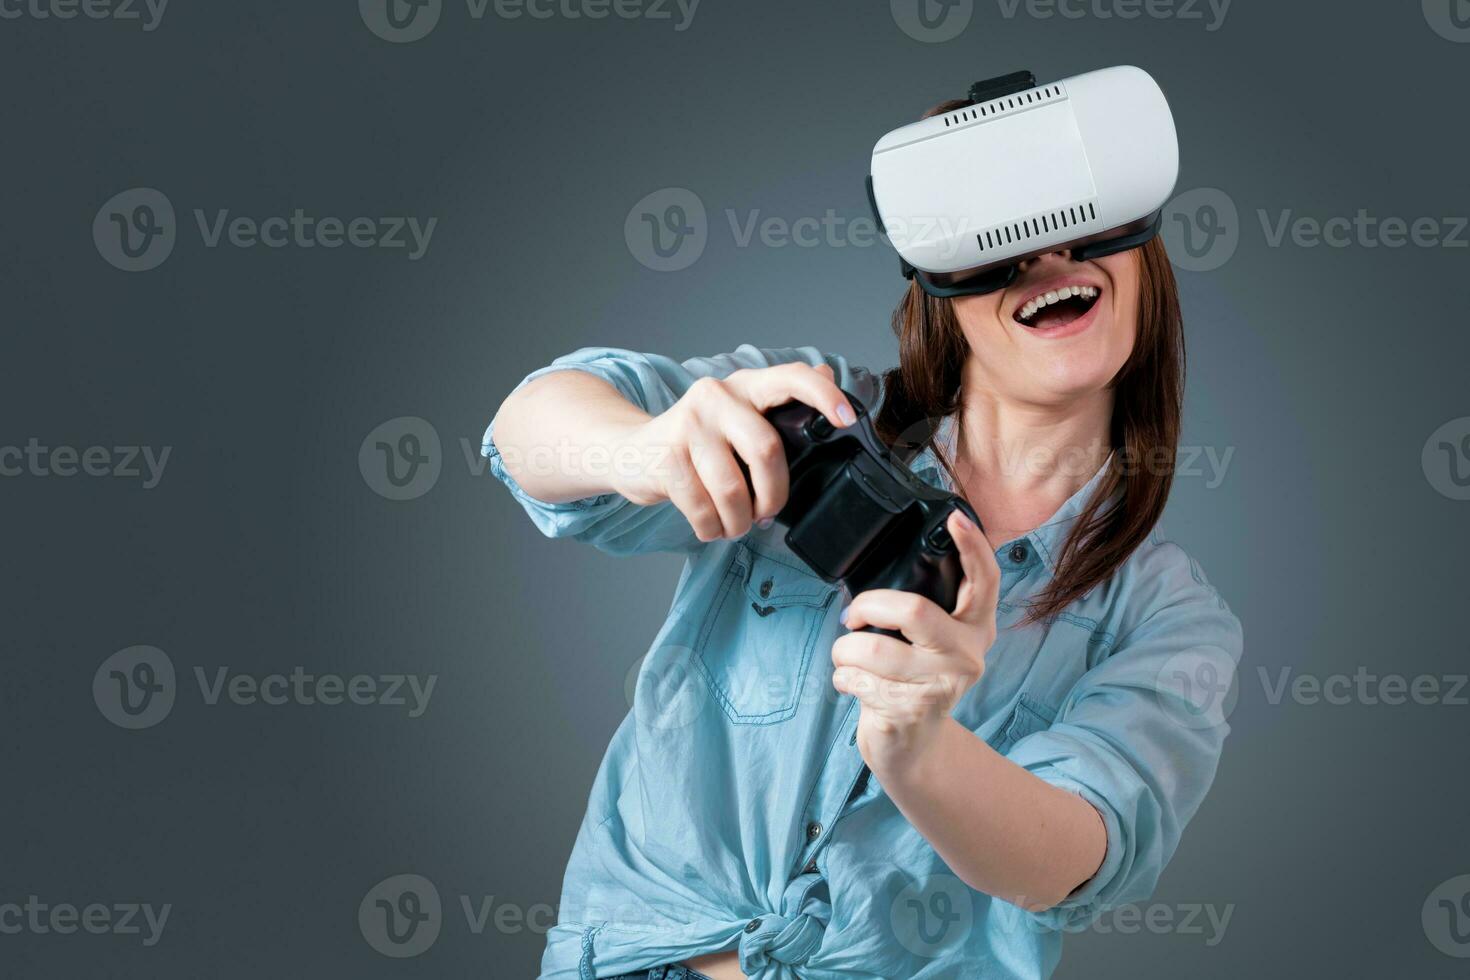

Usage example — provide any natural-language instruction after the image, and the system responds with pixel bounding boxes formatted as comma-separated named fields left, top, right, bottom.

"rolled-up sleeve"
left=483, top=343, right=879, bottom=556
left=1006, top=570, right=1243, bottom=929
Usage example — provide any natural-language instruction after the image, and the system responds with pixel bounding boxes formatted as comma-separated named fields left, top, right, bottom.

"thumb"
left=947, top=508, right=999, bottom=625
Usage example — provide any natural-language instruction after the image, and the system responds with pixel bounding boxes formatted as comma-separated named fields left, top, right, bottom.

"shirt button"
left=806, top=821, right=822, bottom=841
left=759, top=578, right=773, bottom=598
left=1009, top=543, right=1028, bottom=563
left=745, top=917, right=762, bottom=933
left=804, top=859, right=819, bottom=874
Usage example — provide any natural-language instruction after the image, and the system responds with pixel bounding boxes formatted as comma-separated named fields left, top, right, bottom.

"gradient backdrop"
left=3, top=1, right=1469, bottom=977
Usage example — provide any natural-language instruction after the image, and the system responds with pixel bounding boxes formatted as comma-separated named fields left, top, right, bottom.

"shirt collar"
left=907, top=415, right=1117, bottom=574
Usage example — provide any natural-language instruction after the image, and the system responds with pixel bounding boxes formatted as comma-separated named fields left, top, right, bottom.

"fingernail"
left=757, top=517, right=774, bottom=529
left=837, top=403, right=857, bottom=426
left=839, top=605, right=850, bottom=625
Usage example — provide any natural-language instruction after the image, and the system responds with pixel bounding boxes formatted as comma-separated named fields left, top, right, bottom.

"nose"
left=1017, top=249, right=1075, bottom=271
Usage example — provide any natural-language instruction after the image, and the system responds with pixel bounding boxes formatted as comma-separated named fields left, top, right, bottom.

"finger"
left=726, top=363, right=855, bottom=429
left=842, top=589, right=955, bottom=650
left=720, top=406, right=789, bottom=523
left=664, top=447, right=725, bottom=542
left=832, top=629, right=958, bottom=683
left=947, top=508, right=999, bottom=625
left=831, top=665, right=932, bottom=712
left=689, top=437, right=753, bottom=538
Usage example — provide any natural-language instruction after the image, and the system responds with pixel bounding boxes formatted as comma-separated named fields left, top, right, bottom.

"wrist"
left=861, top=714, right=960, bottom=785
left=604, top=415, right=662, bottom=502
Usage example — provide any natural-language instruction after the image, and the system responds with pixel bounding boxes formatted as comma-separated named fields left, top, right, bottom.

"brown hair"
left=873, top=103, right=1185, bottom=625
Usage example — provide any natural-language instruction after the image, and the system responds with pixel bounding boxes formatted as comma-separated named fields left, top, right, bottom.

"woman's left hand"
left=831, top=508, right=1000, bottom=774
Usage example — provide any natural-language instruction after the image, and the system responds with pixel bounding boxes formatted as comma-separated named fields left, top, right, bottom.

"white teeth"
left=1017, top=284, right=1099, bottom=323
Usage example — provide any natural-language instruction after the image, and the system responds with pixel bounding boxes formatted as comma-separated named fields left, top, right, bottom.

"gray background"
left=3, top=1, right=1468, bottom=977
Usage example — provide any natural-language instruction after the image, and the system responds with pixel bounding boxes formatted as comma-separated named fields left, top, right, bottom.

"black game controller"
left=759, top=390, right=981, bottom=640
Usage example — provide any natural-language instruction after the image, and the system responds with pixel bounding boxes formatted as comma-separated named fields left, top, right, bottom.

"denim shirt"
left=484, top=345, right=1243, bottom=980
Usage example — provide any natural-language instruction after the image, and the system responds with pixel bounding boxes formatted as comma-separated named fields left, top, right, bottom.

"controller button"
left=925, top=524, right=953, bottom=551
left=806, top=415, right=835, bottom=440
left=1009, top=543, right=1029, bottom=563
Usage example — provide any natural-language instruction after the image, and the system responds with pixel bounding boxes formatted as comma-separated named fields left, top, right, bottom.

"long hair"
left=873, top=105, right=1185, bottom=625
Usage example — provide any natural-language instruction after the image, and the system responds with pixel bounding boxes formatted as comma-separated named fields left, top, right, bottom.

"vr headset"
left=866, top=65, right=1179, bottom=297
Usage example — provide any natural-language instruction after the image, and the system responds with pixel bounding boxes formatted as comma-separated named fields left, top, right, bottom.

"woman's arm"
left=832, top=509, right=1103, bottom=909
left=875, top=717, right=1107, bottom=911
left=488, top=349, right=859, bottom=542
left=492, top=368, right=654, bottom=505
left=833, top=513, right=1241, bottom=916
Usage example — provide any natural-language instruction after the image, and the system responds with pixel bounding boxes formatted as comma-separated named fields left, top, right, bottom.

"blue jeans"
left=601, top=966, right=716, bottom=980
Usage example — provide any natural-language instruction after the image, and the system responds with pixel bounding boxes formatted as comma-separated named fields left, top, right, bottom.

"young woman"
left=486, top=219, right=1242, bottom=976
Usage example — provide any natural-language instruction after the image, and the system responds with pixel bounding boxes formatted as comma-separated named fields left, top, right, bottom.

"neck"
left=950, top=375, right=1113, bottom=544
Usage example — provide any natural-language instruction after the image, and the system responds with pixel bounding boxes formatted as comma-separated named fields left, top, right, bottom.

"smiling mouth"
left=1014, top=285, right=1100, bottom=329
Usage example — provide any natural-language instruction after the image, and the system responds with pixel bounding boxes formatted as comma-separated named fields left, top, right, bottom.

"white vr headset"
left=866, top=65, right=1179, bottom=297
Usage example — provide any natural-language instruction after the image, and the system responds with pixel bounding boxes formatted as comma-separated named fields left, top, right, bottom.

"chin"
left=1012, top=321, right=1132, bottom=404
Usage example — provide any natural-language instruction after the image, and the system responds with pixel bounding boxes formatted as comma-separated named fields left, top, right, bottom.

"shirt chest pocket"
left=985, top=693, right=1059, bottom=756
left=692, top=544, right=837, bottom=725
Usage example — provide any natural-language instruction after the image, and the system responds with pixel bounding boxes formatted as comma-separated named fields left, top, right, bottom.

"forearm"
left=491, top=370, right=650, bottom=504
left=874, top=717, right=1107, bottom=911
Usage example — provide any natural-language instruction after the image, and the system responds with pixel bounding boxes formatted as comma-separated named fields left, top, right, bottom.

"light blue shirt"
left=484, top=344, right=1242, bottom=980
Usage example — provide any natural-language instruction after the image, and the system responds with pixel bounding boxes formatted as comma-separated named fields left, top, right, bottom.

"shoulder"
left=1086, top=528, right=1242, bottom=650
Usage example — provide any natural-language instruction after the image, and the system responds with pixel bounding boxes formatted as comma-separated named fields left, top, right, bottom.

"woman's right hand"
left=613, top=362, right=857, bottom=542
